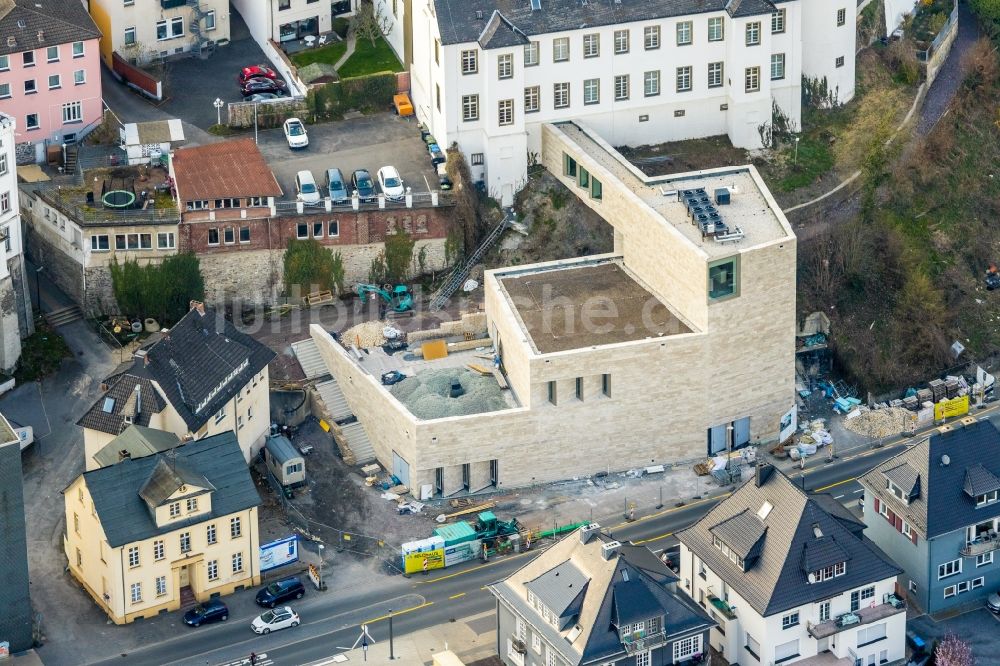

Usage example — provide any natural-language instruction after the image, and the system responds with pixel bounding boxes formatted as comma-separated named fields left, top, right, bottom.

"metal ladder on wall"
left=428, top=209, right=513, bottom=311
left=186, top=0, right=214, bottom=58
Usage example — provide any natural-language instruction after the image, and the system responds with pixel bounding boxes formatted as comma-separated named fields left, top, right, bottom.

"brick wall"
left=178, top=206, right=453, bottom=254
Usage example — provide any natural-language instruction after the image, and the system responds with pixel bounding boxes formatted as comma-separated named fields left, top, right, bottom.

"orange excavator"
left=987, top=264, right=1000, bottom=291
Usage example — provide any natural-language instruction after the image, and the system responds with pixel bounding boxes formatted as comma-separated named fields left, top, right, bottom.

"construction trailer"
left=264, top=434, right=306, bottom=488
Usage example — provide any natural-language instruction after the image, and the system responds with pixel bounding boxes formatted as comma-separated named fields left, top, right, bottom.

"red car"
left=238, top=65, right=278, bottom=85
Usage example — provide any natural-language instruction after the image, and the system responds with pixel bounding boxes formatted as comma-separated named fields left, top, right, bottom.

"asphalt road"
left=90, top=439, right=909, bottom=666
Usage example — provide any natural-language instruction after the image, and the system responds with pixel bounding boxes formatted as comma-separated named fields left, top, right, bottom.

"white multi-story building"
left=677, top=464, right=907, bottom=666
left=0, top=113, right=32, bottom=371
left=379, top=0, right=856, bottom=205
left=231, top=0, right=355, bottom=46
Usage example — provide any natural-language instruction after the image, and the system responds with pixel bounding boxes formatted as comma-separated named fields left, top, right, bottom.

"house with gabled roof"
left=677, top=463, right=905, bottom=666
left=490, top=524, right=714, bottom=666
left=63, top=431, right=261, bottom=624
left=78, top=301, right=275, bottom=467
left=859, top=417, right=1000, bottom=615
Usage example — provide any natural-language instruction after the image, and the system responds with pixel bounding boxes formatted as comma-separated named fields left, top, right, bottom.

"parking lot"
left=157, top=8, right=272, bottom=129
left=908, top=605, right=1000, bottom=657
left=255, top=112, right=441, bottom=202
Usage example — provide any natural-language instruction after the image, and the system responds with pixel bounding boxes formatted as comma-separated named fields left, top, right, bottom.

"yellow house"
left=63, top=431, right=262, bottom=624
left=77, top=301, right=274, bottom=470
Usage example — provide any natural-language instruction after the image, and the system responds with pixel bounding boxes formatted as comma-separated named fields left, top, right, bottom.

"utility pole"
left=389, top=609, right=394, bottom=660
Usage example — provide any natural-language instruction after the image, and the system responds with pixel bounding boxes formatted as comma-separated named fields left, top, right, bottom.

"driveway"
left=255, top=112, right=438, bottom=202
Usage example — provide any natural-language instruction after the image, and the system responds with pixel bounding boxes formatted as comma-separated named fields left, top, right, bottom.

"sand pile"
left=391, top=368, right=509, bottom=419
left=843, top=407, right=910, bottom=438
left=343, top=320, right=388, bottom=348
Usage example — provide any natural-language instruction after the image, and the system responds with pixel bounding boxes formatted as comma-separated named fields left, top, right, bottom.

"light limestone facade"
left=64, top=466, right=259, bottom=625
left=312, top=120, right=796, bottom=492
left=82, top=367, right=271, bottom=469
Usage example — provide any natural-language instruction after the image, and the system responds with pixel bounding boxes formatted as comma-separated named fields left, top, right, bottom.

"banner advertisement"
left=404, top=548, right=444, bottom=574
left=260, top=535, right=299, bottom=572
left=444, top=540, right=482, bottom=567
left=779, top=405, right=798, bottom=443
left=934, top=395, right=969, bottom=421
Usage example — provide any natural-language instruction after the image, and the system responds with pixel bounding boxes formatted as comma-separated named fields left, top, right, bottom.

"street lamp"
left=212, top=98, right=224, bottom=126
left=317, top=543, right=325, bottom=590
left=34, top=265, right=43, bottom=313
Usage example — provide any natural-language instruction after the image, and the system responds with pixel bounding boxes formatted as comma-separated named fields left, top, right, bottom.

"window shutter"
left=894, top=515, right=903, bottom=532
left=874, top=497, right=880, bottom=514
left=911, top=530, right=918, bottom=545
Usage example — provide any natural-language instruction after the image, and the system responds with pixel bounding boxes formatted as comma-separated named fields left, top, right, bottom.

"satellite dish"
left=941, top=455, right=951, bottom=466
left=807, top=572, right=816, bottom=584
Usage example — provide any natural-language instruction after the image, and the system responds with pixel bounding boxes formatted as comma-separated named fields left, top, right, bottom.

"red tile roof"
left=171, top=138, right=283, bottom=201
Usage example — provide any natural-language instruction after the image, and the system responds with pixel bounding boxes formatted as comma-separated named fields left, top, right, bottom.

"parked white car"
left=295, top=170, right=321, bottom=205
left=251, top=606, right=300, bottom=634
left=283, top=118, right=309, bottom=149
left=377, top=165, right=405, bottom=200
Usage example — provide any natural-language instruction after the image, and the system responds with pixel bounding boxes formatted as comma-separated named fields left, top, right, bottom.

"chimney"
left=134, top=384, right=142, bottom=415
left=37, top=29, right=43, bottom=42
left=755, top=462, right=775, bottom=487
left=579, top=522, right=601, bottom=545
left=118, top=450, right=132, bottom=462
left=189, top=300, right=206, bottom=316
left=601, top=541, right=621, bottom=561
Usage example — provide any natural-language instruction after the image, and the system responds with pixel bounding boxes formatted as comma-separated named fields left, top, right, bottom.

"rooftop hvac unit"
left=715, top=188, right=731, bottom=205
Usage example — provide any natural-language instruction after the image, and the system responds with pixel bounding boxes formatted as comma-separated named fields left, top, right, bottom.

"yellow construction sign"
left=404, top=548, right=445, bottom=574
left=934, top=395, right=969, bottom=421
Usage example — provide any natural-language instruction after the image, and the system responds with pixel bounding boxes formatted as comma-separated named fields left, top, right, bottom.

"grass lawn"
left=291, top=40, right=349, bottom=68
left=338, top=37, right=403, bottom=78
left=15, top=324, right=70, bottom=383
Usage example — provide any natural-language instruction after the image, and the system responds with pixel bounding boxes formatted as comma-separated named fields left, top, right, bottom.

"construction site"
left=298, top=120, right=798, bottom=497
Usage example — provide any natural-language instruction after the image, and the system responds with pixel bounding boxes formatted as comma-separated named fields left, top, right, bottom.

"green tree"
left=283, top=238, right=338, bottom=294
left=383, top=230, right=414, bottom=283
left=109, top=253, right=204, bottom=324
left=331, top=250, right=346, bottom=295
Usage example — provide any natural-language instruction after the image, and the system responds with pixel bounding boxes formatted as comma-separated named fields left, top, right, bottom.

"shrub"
left=307, top=72, right=396, bottom=119
left=109, top=253, right=204, bottom=324
left=284, top=239, right=341, bottom=295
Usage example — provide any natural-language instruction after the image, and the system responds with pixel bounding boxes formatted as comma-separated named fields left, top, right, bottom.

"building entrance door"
left=179, top=564, right=190, bottom=588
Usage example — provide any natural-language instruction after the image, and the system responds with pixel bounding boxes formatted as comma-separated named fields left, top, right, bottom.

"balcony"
left=161, top=0, right=186, bottom=8
left=807, top=599, right=905, bottom=640
left=620, top=629, right=668, bottom=656
left=961, top=533, right=1000, bottom=557
left=707, top=592, right=737, bottom=620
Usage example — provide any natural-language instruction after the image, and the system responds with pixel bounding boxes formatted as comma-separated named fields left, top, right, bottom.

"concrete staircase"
left=45, top=305, right=83, bottom=328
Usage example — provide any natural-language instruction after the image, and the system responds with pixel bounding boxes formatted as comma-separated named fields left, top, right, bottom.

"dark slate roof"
left=130, top=305, right=275, bottom=433
left=811, top=492, right=866, bottom=537
left=526, top=559, right=590, bottom=619
left=491, top=530, right=714, bottom=665
left=434, top=0, right=780, bottom=46
left=83, top=432, right=260, bottom=548
left=860, top=420, right=1000, bottom=539
left=478, top=10, right=529, bottom=49
left=138, top=456, right=214, bottom=509
left=800, top=536, right=850, bottom=573
left=964, top=464, right=1000, bottom=497
left=77, top=375, right=167, bottom=436
left=709, top=510, right=767, bottom=559
left=0, top=0, right=101, bottom=58
left=883, top=463, right=921, bottom=500
left=677, top=466, right=901, bottom=617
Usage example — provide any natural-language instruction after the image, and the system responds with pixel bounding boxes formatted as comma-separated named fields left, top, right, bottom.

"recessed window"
left=223, top=228, right=235, bottom=244
left=563, top=153, right=577, bottom=178
left=746, top=22, right=761, bottom=46
left=74, top=69, right=86, bottom=85
left=644, top=70, right=660, bottom=97
left=207, top=524, right=217, bottom=544
left=155, top=576, right=167, bottom=597
left=591, top=178, right=602, bottom=201
left=46, top=45, right=59, bottom=62
left=578, top=166, right=589, bottom=189
left=708, top=17, right=724, bottom=42
left=708, top=256, right=739, bottom=300
left=977, top=490, right=999, bottom=506
left=553, top=82, right=570, bottom=108
left=90, top=235, right=110, bottom=251
left=497, top=53, right=513, bottom=79
left=461, top=49, right=478, bottom=74
left=547, top=381, right=557, bottom=405
left=205, top=10, right=216, bottom=30
left=231, top=516, right=243, bottom=538
left=153, top=540, right=164, bottom=560
left=169, top=502, right=181, bottom=518
left=23, top=51, right=34, bottom=67
left=644, top=25, right=660, bottom=50
left=208, top=228, right=220, bottom=245
left=186, top=497, right=198, bottom=512
left=781, top=612, right=799, bottom=629
left=553, top=37, right=569, bottom=62
left=0, top=55, right=8, bottom=71
left=232, top=552, right=244, bottom=573
left=497, top=99, right=513, bottom=126
left=583, top=78, right=599, bottom=105
left=524, top=41, right=539, bottom=66
left=676, top=21, right=692, bottom=46
left=614, top=74, right=629, bottom=101
left=938, top=559, right=962, bottom=579
left=524, top=86, right=540, bottom=113
left=328, top=220, right=339, bottom=236
left=24, top=79, right=37, bottom=94
left=708, top=61, right=724, bottom=88
left=296, top=223, right=308, bottom=239
left=239, top=226, right=250, bottom=243
left=312, top=221, right=323, bottom=238
left=63, top=101, right=83, bottom=123
left=180, top=532, right=191, bottom=553
left=461, top=94, right=479, bottom=121
left=73, top=41, right=84, bottom=58
left=157, top=232, right=175, bottom=249
left=772, top=9, right=786, bottom=34
left=0, top=83, right=10, bottom=99
left=49, top=74, right=62, bottom=89
left=131, top=582, right=142, bottom=603
left=676, top=66, right=692, bottom=92
left=745, top=66, right=760, bottom=93
left=471, top=153, right=484, bottom=166
left=125, top=27, right=136, bottom=45
left=837, top=8, right=847, bottom=26
left=208, top=559, right=219, bottom=581
left=771, top=53, right=786, bottom=80
left=836, top=56, right=845, bottom=68
left=613, top=29, right=629, bottom=54
left=583, top=33, right=599, bottom=58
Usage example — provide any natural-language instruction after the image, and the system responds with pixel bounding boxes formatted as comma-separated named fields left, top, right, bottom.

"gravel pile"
left=843, top=407, right=911, bottom=438
left=343, top=320, right=388, bottom=348
left=391, top=368, right=509, bottom=419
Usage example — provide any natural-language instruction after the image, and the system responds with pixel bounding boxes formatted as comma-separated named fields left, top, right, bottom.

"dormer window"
left=186, top=497, right=198, bottom=512
left=169, top=501, right=181, bottom=518
left=978, top=490, right=999, bottom=506
left=886, top=480, right=909, bottom=504
left=810, top=561, right=846, bottom=582
left=712, top=535, right=745, bottom=568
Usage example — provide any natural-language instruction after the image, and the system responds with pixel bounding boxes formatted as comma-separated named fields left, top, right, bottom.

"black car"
left=183, top=599, right=229, bottom=627
left=255, top=577, right=305, bottom=608
left=381, top=370, right=406, bottom=385
left=241, top=77, right=288, bottom=97
left=352, top=169, right=376, bottom=201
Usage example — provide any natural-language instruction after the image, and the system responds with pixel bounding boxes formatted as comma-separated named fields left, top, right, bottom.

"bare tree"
left=352, top=0, right=393, bottom=47
left=935, top=633, right=975, bottom=666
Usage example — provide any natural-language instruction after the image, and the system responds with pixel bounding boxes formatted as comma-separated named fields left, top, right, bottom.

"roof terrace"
left=498, top=258, right=693, bottom=354
left=554, top=122, right=793, bottom=260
